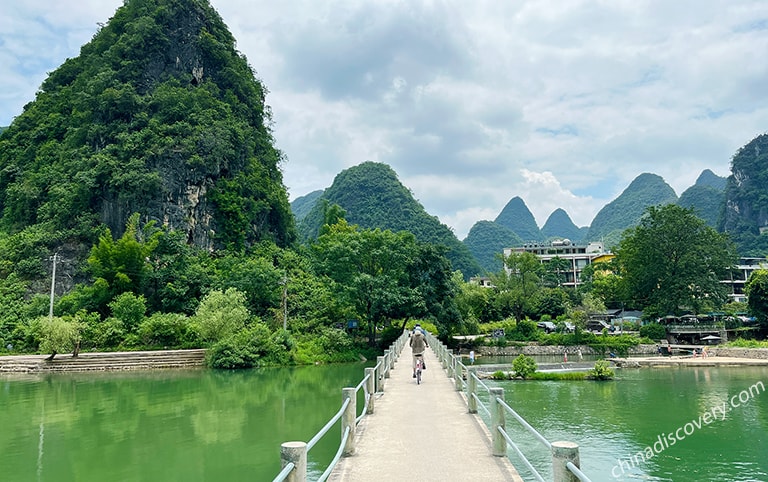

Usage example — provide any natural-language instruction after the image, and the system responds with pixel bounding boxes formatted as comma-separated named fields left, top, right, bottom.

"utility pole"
left=281, top=275, right=288, bottom=331
left=49, top=252, right=58, bottom=320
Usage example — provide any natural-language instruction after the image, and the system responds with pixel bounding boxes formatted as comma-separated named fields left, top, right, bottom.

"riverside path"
left=329, top=344, right=522, bottom=482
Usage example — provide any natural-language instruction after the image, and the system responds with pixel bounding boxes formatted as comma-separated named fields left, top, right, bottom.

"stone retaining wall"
left=711, top=348, right=768, bottom=359
left=0, top=349, right=206, bottom=373
left=470, top=344, right=659, bottom=357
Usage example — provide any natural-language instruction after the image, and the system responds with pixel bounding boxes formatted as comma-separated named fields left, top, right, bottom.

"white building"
left=503, top=239, right=611, bottom=289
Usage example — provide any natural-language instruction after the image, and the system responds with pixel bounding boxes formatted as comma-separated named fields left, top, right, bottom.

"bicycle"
left=415, top=354, right=424, bottom=385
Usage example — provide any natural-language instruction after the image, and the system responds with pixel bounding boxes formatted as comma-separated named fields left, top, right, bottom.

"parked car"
left=563, top=322, right=575, bottom=333
left=537, top=321, right=557, bottom=333
left=586, top=320, right=612, bottom=333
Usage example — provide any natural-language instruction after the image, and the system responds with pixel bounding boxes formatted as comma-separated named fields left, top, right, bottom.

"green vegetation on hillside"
left=721, top=133, right=768, bottom=256
left=0, top=0, right=294, bottom=257
left=463, top=220, right=522, bottom=274
left=541, top=208, right=585, bottom=243
left=586, top=173, right=677, bottom=248
left=494, top=196, right=543, bottom=242
left=298, top=162, right=481, bottom=278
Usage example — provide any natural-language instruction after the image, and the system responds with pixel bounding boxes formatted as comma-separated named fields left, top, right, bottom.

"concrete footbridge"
left=274, top=331, right=592, bottom=482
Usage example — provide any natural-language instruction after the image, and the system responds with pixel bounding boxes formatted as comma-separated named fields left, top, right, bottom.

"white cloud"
left=2, top=0, right=768, bottom=242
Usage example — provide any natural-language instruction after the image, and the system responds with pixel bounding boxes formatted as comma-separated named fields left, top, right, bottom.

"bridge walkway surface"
left=329, top=346, right=522, bottom=482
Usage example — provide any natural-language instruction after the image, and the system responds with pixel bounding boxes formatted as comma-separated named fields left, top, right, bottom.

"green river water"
left=2, top=359, right=767, bottom=481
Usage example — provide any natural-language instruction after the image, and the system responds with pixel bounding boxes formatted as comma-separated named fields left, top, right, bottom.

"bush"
left=512, top=354, right=537, bottom=379
left=639, top=323, right=667, bottom=340
left=206, top=323, right=288, bottom=369
left=108, top=292, right=146, bottom=333
left=508, top=320, right=539, bottom=341
left=589, top=359, right=615, bottom=380
left=90, top=318, right=126, bottom=349
left=138, top=312, right=194, bottom=348
left=490, top=370, right=509, bottom=380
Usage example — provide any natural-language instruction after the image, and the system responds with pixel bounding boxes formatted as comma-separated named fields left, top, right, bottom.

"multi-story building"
left=503, top=239, right=612, bottom=289
left=722, top=257, right=768, bottom=303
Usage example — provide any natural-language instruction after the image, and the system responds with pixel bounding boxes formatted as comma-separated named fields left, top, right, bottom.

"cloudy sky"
left=2, top=1, right=768, bottom=239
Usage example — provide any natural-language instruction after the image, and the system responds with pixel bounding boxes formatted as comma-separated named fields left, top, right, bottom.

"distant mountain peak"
left=494, top=196, right=542, bottom=242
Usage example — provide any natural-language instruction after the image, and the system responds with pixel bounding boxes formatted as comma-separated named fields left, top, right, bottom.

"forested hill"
left=462, top=221, right=522, bottom=274
left=721, top=133, right=768, bottom=255
left=494, top=197, right=544, bottom=242
left=297, top=162, right=482, bottom=277
left=677, top=169, right=726, bottom=229
left=541, top=208, right=586, bottom=243
left=585, top=173, right=678, bottom=247
left=0, top=0, right=294, bottom=261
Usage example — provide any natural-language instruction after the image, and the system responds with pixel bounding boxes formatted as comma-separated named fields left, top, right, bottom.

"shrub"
left=490, top=370, right=509, bottom=380
left=91, top=318, right=126, bottom=349
left=138, top=312, right=192, bottom=348
left=108, top=292, right=146, bottom=333
left=512, top=354, right=537, bottom=379
left=589, top=359, right=615, bottom=380
left=207, top=323, right=297, bottom=369
left=508, top=319, right=539, bottom=341
left=639, top=323, right=667, bottom=340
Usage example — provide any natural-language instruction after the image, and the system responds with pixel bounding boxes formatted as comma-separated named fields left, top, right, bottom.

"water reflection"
left=487, top=365, right=768, bottom=481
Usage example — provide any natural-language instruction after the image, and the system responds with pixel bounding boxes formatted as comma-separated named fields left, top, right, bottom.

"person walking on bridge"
left=410, top=325, right=429, bottom=378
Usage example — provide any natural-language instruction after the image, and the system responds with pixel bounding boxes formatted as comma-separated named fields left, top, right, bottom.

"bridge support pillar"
left=552, top=441, right=580, bottom=482
left=280, top=441, right=307, bottom=482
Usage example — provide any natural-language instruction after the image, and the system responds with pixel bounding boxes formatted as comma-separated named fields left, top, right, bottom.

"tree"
left=614, top=205, right=737, bottom=319
left=311, top=220, right=460, bottom=344
left=195, top=288, right=250, bottom=344
left=542, top=256, right=570, bottom=287
left=491, top=252, right=542, bottom=321
left=745, top=270, right=768, bottom=329
left=39, top=316, right=81, bottom=360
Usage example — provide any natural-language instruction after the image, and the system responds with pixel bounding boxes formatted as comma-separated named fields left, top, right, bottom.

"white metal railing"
left=424, top=331, right=592, bottom=482
left=273, top=329, right=408, bottom=482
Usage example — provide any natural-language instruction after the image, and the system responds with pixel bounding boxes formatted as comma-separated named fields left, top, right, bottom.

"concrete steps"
left=0, top=349, right=207, bottom=373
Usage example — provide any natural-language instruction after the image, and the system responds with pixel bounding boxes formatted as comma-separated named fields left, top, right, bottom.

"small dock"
left=329, top=347, right=521, bottom=481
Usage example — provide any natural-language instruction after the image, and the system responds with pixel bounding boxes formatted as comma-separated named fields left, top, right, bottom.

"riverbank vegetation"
left=0, top=204, right=765, bottom=368
left=490, top=355, right=614, bottom=381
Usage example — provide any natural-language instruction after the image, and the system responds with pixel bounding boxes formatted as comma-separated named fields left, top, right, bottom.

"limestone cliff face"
left=722, top=134, right=768, bottom=233
left=0, top=0, right=295, bottom=255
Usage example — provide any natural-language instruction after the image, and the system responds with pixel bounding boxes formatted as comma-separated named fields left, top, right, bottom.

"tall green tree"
left=745, top=270, right=768, bottom=329
left=614, top=204, right=736, bottom=319
left=311, top=220, right=461, bottom=343
left=491, top=252, right=542, bottom=321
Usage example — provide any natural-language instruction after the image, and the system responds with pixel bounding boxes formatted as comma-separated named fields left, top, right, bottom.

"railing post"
left=384, top=349, right=391, bottom=378
left=490, top=387, right=506, bottom=456
left=280, top=441, right=307, bottom=482
left=467, top=368, right=477, bottom=413
left=454, top=358, right=463, bottom=391
left=376, top=356, right=385, bottom=392
left=365, top=367, right=375, bottom=414
left=342, top=388, right=356, bottom=456
left=552, top=441, right=580, bottom=482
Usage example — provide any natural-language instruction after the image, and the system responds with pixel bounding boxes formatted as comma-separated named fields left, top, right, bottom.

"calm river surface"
left=2, top=359, right=767, bottom=481
left=1, top=363, right=372, bottom=482
left=484, top=361, right=768, bottom=482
